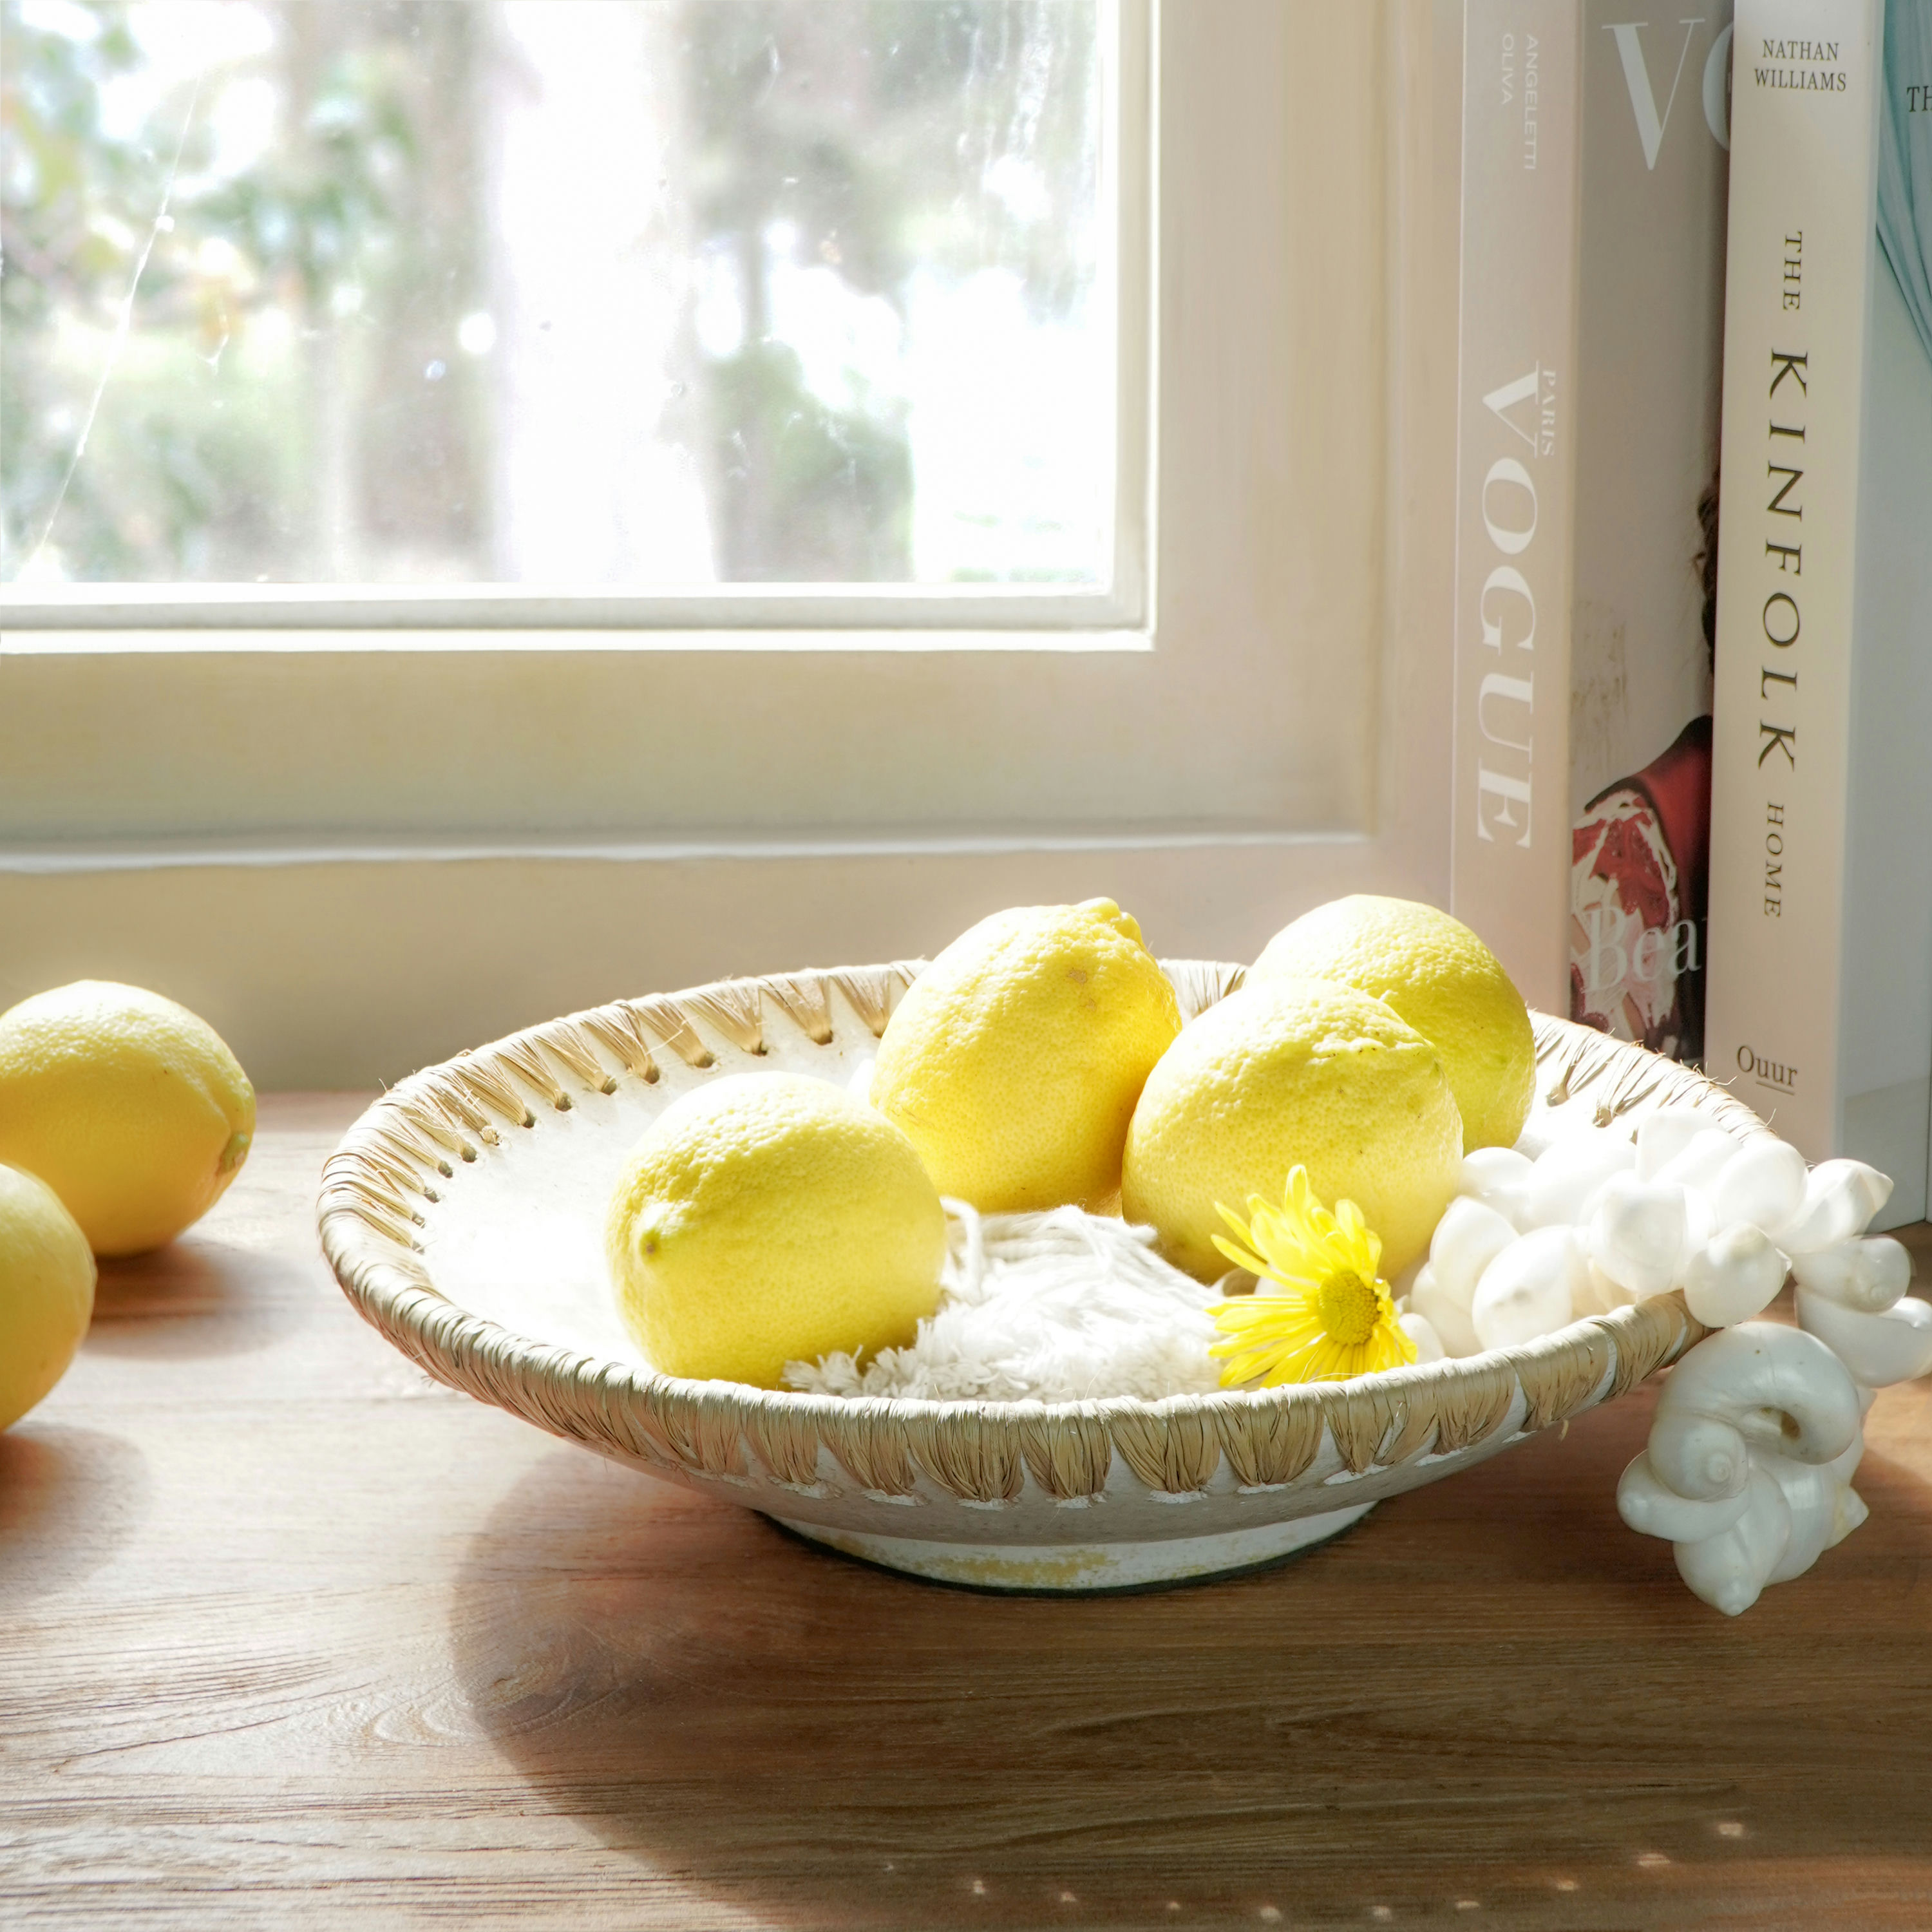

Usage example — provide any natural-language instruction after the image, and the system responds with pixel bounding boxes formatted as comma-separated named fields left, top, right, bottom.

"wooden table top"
left=5, top=1094, right=1931, bottom=1931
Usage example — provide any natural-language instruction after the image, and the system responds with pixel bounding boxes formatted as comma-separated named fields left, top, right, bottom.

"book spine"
left=1449, top=1, right=1582, bottom=1013
left=1705, top=0, right=1884, bottom=1157
left=1566, top=1, right=1733, bottom=1068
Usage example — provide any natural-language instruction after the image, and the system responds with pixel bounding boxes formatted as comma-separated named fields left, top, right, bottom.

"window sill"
left=0, top=623, right=1153, bottom=658
left=0, top=571, right=1148, bottom=648
left=0, top=817, right=1368, bottom=875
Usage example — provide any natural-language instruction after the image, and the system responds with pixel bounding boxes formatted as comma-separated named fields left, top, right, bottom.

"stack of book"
left=1447, top=0, right=1932, bottom=1226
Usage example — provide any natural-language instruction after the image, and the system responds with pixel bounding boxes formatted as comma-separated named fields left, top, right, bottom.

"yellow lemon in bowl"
left=1250, top=895, right=1535, bottom=1151
left=1122, top=976, right=1463, bottom=1282
left=0, top=982, right=255, bottom=1258
left=607, top=1073, right=946, bottom=1388
left=0, top=1162, right=97, bottom=1432
left=870, top=898, right=1182, bottom=1213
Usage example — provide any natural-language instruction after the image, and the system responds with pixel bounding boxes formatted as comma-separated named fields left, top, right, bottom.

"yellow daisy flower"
left=1208, top=1166, right=1417, bottom=1387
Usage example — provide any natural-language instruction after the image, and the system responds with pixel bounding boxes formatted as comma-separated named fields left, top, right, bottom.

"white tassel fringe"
left=783, top=1200, right=1225, bottom=1403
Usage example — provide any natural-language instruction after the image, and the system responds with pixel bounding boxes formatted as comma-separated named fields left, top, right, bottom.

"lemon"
left=1250, top=895, right=1535, bottom=1151
left=0, top=982, right=256, bottom=1258
left=607, top=1072, right=946, bottom=1388
left=0, top=1161, right=97, bottom=1432
left=1121, top=976, right=1463, bottom=1281
left=870, top=899, right=1182, bottom=1213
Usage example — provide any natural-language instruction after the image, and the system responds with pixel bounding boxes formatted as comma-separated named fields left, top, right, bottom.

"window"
left=7, top=0, right=1131, bottom=612
left=0, top=4, right=1453, bottom=1086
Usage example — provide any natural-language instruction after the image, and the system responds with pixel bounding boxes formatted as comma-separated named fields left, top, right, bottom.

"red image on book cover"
left=1570, top=715, right=1711, bottom=1061
left=1569, top=478, right=1718, bottom=1065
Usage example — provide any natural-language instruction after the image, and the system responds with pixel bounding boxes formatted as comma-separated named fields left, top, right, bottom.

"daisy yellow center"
left=1315, top=1269, right=1381, bottom=1347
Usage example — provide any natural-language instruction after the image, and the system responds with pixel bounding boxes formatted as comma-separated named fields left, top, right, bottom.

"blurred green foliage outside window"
left=1, top=0, right=1108, bottom=587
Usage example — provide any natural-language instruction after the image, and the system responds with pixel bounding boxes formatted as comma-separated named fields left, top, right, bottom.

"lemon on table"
left=607, top=1072, right=946, bottom=1388
left=0, top=1162, right=97, bottom=1432
left=1121, top=976, right=1463, bottom=1282
left=1250, top=895, right=1535, bottom=1151
left=0, top=982, right=256, bottom=1258
left=869, top=898, right=1182, bottom=1213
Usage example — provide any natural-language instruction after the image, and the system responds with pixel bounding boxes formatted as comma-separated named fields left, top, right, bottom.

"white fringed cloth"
left=784, top=1202, right=1228, bottom=1404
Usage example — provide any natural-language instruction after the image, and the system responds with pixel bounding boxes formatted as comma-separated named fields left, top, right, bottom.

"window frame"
left=0, top=3, right=1459, bottom=1088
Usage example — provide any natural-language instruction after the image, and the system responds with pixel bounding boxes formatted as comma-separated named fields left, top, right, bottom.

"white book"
left=1450, top=2, right=1732, bottom=1065
left=1705, top=0, right=1932, bottom=1224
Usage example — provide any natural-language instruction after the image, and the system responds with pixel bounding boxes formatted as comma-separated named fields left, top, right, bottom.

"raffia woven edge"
left=318, top=961, right=1755, bottom=1506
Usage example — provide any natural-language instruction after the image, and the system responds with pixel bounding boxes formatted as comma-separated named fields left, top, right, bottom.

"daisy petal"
left=1211, top=1233, right=1274, bottom=1278
left=1217, top=1200, right=1260, bottom=1242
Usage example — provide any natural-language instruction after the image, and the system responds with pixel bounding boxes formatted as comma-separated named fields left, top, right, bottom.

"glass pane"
left=1, top=0, right=1112, bottom=588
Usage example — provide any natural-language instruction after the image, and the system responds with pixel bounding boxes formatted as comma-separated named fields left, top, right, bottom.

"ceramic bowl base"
left=771, top=1499, right=1377, bottom=1594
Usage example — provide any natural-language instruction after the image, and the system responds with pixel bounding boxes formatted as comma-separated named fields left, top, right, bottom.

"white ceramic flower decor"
left=1617, top=1322, right=1867, bottom=1616
left=1618, top=1143, right=1932, bottom=1614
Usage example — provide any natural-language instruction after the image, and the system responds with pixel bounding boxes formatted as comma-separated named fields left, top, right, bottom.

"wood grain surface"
left=4, top=1095, right=1931, bottom=1931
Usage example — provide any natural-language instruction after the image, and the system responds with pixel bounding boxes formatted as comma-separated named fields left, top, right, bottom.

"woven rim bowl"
left=318, top=961, right=1761, bottom=1591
